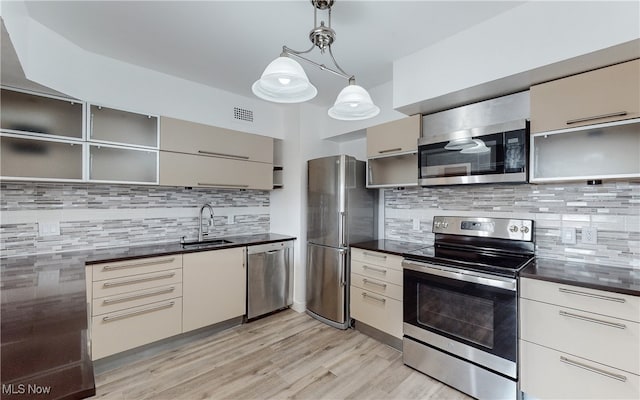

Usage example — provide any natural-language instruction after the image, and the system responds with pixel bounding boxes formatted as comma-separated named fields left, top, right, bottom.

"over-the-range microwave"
left=418, top=120, right=529, bottom=186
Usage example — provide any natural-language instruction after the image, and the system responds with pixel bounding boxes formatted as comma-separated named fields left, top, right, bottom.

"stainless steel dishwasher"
left=246, top=240, right=294, bottom=320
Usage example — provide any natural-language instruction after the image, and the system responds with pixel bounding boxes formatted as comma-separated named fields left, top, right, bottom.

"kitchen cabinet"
left=520, top=278, right=640, bottom=399
left=349, top=248, right=403, bottom=341
left=159, top=151, right=272, bottom=190
left=89, top=144, right=158, bottom=184
left=530, top=59, right=640, bottom=133
left=89, top=104, right=158, bottom=148
left=182, top=247, right=245, bottom=332
left=87, top=255, right=183, bottom=360
left=366, top=115, right=420, bottom=188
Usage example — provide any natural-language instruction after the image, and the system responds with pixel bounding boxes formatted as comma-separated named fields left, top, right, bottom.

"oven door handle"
left=402, top=260, right=517, bottom=291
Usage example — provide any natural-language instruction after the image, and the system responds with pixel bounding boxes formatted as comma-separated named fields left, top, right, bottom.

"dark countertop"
left=350, top=239, right=430, bottom=258
left=0, top=233, right=295, bottom=400
left=521, top=258, right=640, bottom=297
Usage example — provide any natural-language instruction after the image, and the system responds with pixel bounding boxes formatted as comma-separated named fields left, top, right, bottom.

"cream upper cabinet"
left=520, top=278, right=640, bottom=400
left=182, top=247, right=246, bottom=333
left=366, top=114, right=421, bottom=157
left=159, top=151, right=272, bottom=190
left=530, top=59, right=640, bottom=133
left=160, top=116, right=273, bottom=164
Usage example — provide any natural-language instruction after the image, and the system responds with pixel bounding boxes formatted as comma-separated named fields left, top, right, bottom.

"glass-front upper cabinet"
left=89, top=144, right=158, bottom=184
left=89, top=105, right=158, bottom=148
left=1, top=88, right=84, bottom=139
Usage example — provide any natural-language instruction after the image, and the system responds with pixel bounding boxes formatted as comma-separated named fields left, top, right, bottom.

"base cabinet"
left=182, top=248, right=245, bottom=332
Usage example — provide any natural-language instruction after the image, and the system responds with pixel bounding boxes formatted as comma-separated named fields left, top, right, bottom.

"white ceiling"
left=18, top=1, right=523, bottom=106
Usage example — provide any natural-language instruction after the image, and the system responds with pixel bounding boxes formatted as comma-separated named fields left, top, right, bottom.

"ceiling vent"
left=234, top=107, right=253, bottom=123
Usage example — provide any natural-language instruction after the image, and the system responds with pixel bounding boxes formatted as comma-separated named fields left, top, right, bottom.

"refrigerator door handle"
left=340, top=211, right=347, bottom=247
left=338, top=249, right=347, bottom=287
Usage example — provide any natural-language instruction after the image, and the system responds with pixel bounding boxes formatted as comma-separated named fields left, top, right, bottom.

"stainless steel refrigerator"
left=306, top=155, right=377, bottom=329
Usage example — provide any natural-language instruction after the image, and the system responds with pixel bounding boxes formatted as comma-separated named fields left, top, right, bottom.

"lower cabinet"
left=182, top=247, right=246, bottom=332
left=520, top=278, right=640, bottom=399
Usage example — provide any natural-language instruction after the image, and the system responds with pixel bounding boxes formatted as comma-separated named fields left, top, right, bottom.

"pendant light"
left=252, top=0, right=380, bottom=121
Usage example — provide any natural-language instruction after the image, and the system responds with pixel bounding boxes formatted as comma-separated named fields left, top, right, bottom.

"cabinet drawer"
left=521, top=298, right=640, bottom=374
left=520, top=340, right=640, bottom=400
left=520, top=278, right=640, bottom=323
left=350, top=286, right=402, bottom=339
left=351, top=248, right=403, bottom=271
left=91, top=298, right=182, bottom=360
left=351, top=272, right=402, bottom=301
left=92, top=255, right=181, bottom=281
left=92, top=284, right=183, bottom=316
left=351, top=260, right=403, bottom=286
left=93, top=268, right=182, bottom=299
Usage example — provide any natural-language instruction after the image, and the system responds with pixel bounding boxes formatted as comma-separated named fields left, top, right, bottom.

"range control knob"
left=442, top=222, right=449, bottom=228
left=521, top=226, right=530, bottom=234
left=434, top=221, right=442, bottom=229
left=509, top=225, right=519, bottom=233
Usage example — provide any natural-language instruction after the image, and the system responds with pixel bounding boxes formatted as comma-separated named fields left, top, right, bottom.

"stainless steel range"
left=402, top=216, right=534, bottom=400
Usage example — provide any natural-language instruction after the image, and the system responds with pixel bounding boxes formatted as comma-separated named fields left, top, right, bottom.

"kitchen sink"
left=180, top=238, right=233, bottom=248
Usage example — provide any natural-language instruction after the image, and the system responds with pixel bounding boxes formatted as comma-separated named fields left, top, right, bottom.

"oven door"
left=403, top=260, right=518, bottom=378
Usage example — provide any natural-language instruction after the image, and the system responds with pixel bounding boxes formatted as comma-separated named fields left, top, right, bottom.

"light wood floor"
left=91, top=309, right=472, bottom=400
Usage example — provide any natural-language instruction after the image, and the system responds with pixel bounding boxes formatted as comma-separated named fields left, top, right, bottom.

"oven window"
left=417, top=285, right=494, bottom=349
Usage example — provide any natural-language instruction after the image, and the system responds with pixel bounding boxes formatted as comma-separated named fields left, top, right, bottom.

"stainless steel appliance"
left=402, top=216, right=534, bottom=400
left=246, top=241, right=294, bottom=320
left=419, top=91, right=530, bottom=186
left=306, top=155, right=377, bottom=329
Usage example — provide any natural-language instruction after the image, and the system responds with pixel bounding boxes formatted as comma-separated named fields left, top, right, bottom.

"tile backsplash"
left=384, top=182, right=640, bottom=269
left=1, top=182, right=270, bottom=257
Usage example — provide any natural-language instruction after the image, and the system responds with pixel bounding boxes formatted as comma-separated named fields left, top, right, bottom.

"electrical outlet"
left=561, top=227, right=576, bottom=244
left=227, top=215, right=234, bottom=224
left=38, top=270, right=59, bottom=286
left=38, top=221, right=60, bottom=237
left=412, top=218, right=420, bottom=231
left=582, top=227, right=598, bottom=244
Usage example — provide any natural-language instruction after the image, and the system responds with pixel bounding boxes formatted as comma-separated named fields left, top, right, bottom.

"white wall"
left=394, top=1, right=640, bottom=113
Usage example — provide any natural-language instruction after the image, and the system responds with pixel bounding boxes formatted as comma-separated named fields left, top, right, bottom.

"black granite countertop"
left=521, top=258, right=640, bottom=297
left=350, top=239, right=430, bottom=258
left=0, top=233, right=295, bottom=400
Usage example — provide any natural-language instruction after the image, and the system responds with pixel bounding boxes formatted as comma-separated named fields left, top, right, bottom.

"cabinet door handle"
left=363, top=279, right=387, bottom=289
left=197, top=182, right=249, bottom=188
left=102, top=301, right=175, bottom=323
left=378, top=148, right=402, bottom=154
left=559, top=356, right=627, bottom=382
left=362, top=251, right=387, bottom=259
left=566, top=111, right=627, bottom=125
left=102, top=257, right=175, bottom=271
left=102, top=286, right=176, bottom=305
left=362, top=292, right=386, bottom=303
left=558, top=287, right=626, bottom=303
left=362, top=265, right=387, bottom=274
left=559, top=310, right=627, bottom=330
left=102, top=272, right=176, bottom=288
left=198, top=150, right=250, bottom=160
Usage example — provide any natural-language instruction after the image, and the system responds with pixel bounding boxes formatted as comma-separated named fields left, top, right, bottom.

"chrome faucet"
left=198, top=203, right=215, bottom=242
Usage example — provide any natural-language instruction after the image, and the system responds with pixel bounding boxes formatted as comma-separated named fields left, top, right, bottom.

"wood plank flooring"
left=91, top=309, right=472, bottom=400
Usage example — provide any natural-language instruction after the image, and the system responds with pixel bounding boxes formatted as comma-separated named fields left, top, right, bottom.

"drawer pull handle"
left=102, top=257, right=175, bottom=271
left=198, top=150, right=250, bottom=160
left=362, top=251, right=387, bottom=259
left=102, top=286, right=176, bottom=305
left=363, top=279, right=387, bottom=289
left=566, top=111, right=627, bottom=125
left=103, top=272, right=176, bottom=288
left=559, top=356, right=627, bottom=382
left=378, top=148, right=402, bottom=154
left=362, top=292, right=386, bottom=304
left=558, top=310, right=626, bottom=329
left=102, top=301, right=175, bottom=323
left=558, top=287, right=625, bottom=303
left=362, top=265, right=387, bottom=274
left=197, top=182, right=249, bottom=188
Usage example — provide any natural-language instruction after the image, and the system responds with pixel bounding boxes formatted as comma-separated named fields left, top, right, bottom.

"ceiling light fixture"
left=252, top=0, right=380, bottom=121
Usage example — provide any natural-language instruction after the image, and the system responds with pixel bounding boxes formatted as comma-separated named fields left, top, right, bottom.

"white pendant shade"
left=328, top=84, right=380, bottom=121
left=252, top=57, right=317, bottom=103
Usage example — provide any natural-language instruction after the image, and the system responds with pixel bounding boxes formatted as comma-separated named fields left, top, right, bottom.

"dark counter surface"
left=521, top=258, right=640, bottom=297
left=350, top=239, right=430, bottom=257
left=0, top=233, right=295, bottom=400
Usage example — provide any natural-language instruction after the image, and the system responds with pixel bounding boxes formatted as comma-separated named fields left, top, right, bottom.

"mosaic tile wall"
left=384, top=182, right=640, bottom=269
left=0, top=182, right=270, bottom=257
